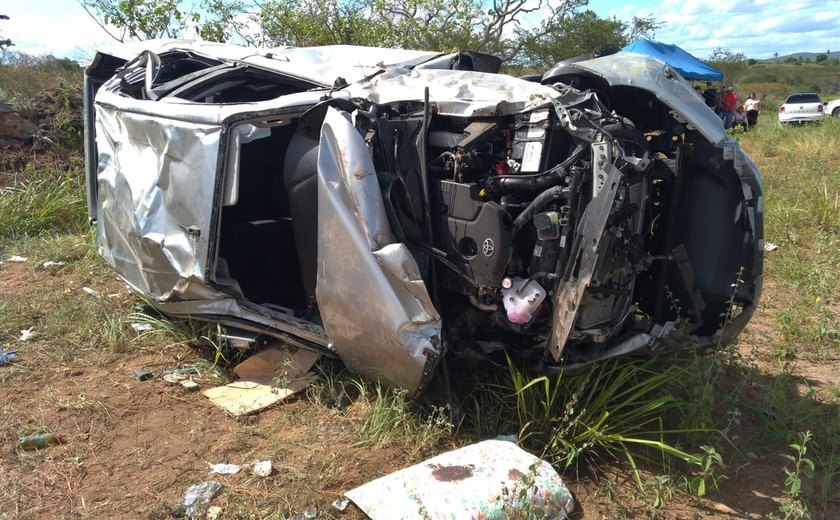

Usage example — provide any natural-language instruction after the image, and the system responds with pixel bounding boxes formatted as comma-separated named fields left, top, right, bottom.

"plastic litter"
left=285, top=504, right=317, bottom=520
left=161, top=366, right=200, bottom=376
left=207, top=506, right=223, bottom=520
left=131, top=323, right=153, bottom=332
left=164, top=373, right=199, bottom=390
left=19, top=433, right=64, bottom=450
left=176, top=480, right=222, bottom=518
left=82, top=286, right=101, bottom=298
left=0, top=346, right=17, bottom=366
left=19, top=328, right=35, bottom=341
left=42, top=261, right=66, bottom=268
left=764, top=242, right=779, bottom=252
left=332, top=496, right=350, bottom=512
left=252, top=460, right=272, bottom=477
left=7, top=255, right=27, bottom=262
left=209, top=463, right=241, bottom=475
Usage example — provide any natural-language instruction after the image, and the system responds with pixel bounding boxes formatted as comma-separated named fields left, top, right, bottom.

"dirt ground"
left=1, top=247, right=836, bottom=519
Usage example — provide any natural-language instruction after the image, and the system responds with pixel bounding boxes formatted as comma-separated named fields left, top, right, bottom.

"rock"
left=0, top=103, right=37, bottom=140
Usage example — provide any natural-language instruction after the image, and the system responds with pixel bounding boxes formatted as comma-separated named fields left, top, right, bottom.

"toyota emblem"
left=482, top=238, right=495, bottom=257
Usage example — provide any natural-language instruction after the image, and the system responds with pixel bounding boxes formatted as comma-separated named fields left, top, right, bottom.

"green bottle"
left=19, top=433, right=64, bottom=450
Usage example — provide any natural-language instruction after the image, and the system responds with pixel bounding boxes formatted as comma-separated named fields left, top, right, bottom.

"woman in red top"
left=721, top=87, right=738, bottom=129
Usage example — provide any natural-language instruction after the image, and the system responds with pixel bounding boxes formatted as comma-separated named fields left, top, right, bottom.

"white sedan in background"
left=779, top=93, right=824, bottom=123
left=825, top=98, right=840, bottom=118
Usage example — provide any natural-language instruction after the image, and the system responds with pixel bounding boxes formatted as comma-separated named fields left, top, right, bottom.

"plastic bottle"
left=19, top=433, right=64, bottom=450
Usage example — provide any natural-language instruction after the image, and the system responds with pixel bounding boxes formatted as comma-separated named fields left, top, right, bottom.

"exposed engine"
left=358, top=90, right=654, bottom=364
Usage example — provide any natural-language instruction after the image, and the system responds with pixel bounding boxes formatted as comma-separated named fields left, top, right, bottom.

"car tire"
left=833, top=108, right=840, bottom=118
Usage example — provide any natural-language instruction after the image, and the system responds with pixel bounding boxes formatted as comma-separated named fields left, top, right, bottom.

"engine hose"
left=512, top=185, right=570, bottom=234
left=490, top=144, right=587, bottom=192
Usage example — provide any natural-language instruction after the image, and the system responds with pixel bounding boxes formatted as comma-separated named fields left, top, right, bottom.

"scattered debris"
left=19, top=328, right=35, bottom=342
left=132, top=367, right=154, bottom=381
left=284, top=504, right=318, bottom=520
left=332, top=497, right=350, bottom=512
left=180, top=380, right=199, bottom=391
left=252, top=460, right=272, bottom=477
left=19, top=433, right=64, bottom=451
left=203, top=379, right=312, bottom=416
left=205, top=346, right=320, bottom=416
left=764, top=242, right=779, bottom=252
left=7, top=255, right=27, bottom=262
left=161, top=366, right=200, bottom=376
left=163, top=372, right=200, bottom=391
left=207, top=506, right=223, bottom=520
left=81, top=286, right=101, bottom=298
left=131, top=322, right=153, bottom=332
left=42, top=260, right=66, bottom=268
left=495, top=434, right=518, bottom=443
left=209, top=463, right=241, bottom=475
left=344, top=439, right=574, bottom=519
left=0, top=346, right=17, bottom=366
left=176, top=480, right=222, bottom=519
left=233, top=344, right=321, bottom=386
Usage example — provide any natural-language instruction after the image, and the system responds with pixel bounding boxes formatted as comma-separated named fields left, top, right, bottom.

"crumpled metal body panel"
left=93, top=39, right=442, bottom=87
left=546, top=51, right=727, bottom=144
left=94, top=104, right=223, bottom=301
left=544, top=50, right=764, bottom=357
left=315, top=108, right=441, bottom=395
left=347, top=68, right=563, bottom=117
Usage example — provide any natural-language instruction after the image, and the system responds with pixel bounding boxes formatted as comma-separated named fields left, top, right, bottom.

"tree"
left=519, top=11, right=661, bottom=67
left=80, top=0, right=664, bottom=67
left=815, top=54, right=827, bottom=63
left=81, top=0, right=198, bottom=41
left=707, top=47, right=747, bottom=83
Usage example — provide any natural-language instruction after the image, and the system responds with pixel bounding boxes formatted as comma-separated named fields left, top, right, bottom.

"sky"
left=1, top=0, right=839, bottom=62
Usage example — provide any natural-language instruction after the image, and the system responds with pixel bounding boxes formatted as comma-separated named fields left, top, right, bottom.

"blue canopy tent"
left=622, top=39, right=724, bottom=82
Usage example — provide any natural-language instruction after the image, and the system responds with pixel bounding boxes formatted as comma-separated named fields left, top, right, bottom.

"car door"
left=315, top=107, right=442, bottom=396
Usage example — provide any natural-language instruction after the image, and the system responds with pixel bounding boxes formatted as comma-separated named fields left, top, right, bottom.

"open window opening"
left=216, top=119, right=311, bottom=318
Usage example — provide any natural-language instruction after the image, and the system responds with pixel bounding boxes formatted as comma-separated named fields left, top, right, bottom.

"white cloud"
left=614, top=0, right=840, bottom=58
left=3, top=2, right=119, bottom=62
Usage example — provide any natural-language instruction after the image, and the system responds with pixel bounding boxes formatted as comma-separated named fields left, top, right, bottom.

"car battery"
left=509, top=108, right=564, bottom=173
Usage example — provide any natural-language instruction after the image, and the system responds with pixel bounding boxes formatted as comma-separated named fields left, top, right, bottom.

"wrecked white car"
left=84, top=40, right=763, bottom=397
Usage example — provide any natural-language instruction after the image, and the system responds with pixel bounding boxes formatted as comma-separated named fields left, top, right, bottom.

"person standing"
left=721, top=87, right=738, bottom=129
left=703, top=82, right=718, bottom=111
left=743, top=92, right=762, bottom=128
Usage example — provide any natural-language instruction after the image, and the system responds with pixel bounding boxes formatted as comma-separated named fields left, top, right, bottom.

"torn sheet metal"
left=93, top=39, right=441, bottom=88
left=548, top=164, right=624, bottom=360
left=347, top=68, right=564, bottom=117
left=315, top=107, right=441, bottom=395
left=547, top=51, right=726, bottom=145
left=345, top=440, right=574, bottom=519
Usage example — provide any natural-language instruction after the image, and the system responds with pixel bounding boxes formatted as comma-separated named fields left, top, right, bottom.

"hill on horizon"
left=763, top=50, right=840, bottom=63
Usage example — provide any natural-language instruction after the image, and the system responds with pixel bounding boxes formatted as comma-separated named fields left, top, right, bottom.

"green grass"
left=0, top=165, right=87, bottom=241
left=0, top=52, right=83, bottom=111
left=740, top=118, right=840, bottom=362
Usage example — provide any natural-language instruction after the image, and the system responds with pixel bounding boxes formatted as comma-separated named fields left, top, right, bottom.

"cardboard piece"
left=205, top=345, right=321, bottom=416
left=233, top=344, right=321, bottom=386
